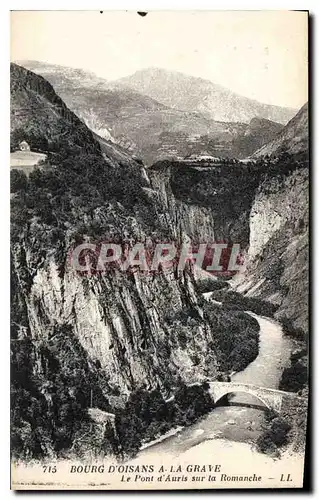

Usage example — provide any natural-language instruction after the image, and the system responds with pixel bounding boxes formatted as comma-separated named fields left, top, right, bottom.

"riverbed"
left=12, top=312, right=305, bottom=490
left=137, top=312, right=295, bottom=460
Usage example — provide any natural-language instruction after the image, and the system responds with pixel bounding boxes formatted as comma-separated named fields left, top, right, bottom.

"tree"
left=11, top=169, right=28, bottom=192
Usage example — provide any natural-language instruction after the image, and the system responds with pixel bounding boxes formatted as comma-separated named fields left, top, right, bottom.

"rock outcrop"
left=235, top=166, right=309, bottom=332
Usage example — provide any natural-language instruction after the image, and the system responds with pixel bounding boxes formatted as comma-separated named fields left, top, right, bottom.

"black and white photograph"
left=9, top=10, right=309, bottom=490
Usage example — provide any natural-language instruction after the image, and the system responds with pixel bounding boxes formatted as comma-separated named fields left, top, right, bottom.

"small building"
left=19, top=140, right=30, bottom=152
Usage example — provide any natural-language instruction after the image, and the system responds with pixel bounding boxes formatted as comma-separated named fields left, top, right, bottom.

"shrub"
left=279, top=360, right=308, bottom=393
left=196, top=278, right=229, bottom=294
left=114, top=383, right=213, bottom=459
left=177, top=329, right=188, bottom=349
left=10, top=325, right=111, bottom=459
left=270, top=417, right=291, bottom=446
left=280, top=316, right=305, bottom=340
left=203, top=302, right=260, bottom=373
left=11, top=169, right=28, bottom=192
left=209, top=289, right=277, bottom=317
left=256, top=416, right=291, bottom=455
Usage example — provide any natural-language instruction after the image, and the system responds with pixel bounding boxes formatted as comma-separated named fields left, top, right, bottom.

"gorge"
left=10, top=62, right=308, bottom=463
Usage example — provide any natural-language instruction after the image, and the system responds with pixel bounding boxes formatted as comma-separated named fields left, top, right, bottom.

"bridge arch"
left=208, top=382, right=283, bottom=413
left=213, top=389, right=272, bottom=411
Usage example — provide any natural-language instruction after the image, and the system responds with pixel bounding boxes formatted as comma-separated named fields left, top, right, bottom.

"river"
left=12, top=310, right=303, bottom=489
left=137, top=311, right=294, bottom=461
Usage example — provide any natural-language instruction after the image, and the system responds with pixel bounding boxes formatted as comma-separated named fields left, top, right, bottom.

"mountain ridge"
left=17, top=60, right=286, bottom=164
left=252, top=102, right=308, bottom=158
left=114, top=67, right=297, bottom=125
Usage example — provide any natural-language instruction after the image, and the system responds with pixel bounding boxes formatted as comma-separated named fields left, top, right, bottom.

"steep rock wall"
left=235, top=167, right=309, bottom=332
left=148, top=160, right=259, bottom=248
left=149, top=158, right=309, bottom=333
left=13, top=252, right=217, bottom=402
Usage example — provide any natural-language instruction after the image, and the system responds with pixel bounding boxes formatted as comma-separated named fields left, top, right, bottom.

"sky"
left=11, top=10, right=308, bottom=109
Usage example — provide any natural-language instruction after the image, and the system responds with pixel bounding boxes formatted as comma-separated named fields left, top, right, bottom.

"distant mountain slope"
left=10, top=62, right=101, bottom=155
left=115, top=67, right=297, bottom=125
left=18, top=61, right=286, bottom=164
left=18, top=60, right=111, bottom=90
left=252, top=103, right=308, bottom=158
left=231, top=117, right=284, bottom=158
left=10, top=62, right=150, bottom=205
left=17, top=60, right=168, bottom=146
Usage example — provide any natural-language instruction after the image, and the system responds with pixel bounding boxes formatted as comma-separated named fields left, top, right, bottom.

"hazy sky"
left=11, top=10, right=308, bottom=108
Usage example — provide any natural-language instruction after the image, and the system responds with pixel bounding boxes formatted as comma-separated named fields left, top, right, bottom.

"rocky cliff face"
left=148, top=150, right=308, bottom=333
left=11, top=64, right=224, bottom=402
left=148, top=159, right=263, bottom=249
left=10, top=63, right=100, bottom=155
left=238, top=104, right=309, bottom=332
left=235, top=166, right=309, bottom=332
left=13, top=251, right=217, bottom=396
left=13, top=64, right=239, bottom=458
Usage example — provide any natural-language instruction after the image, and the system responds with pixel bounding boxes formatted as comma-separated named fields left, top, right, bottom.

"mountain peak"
left=116, top=68, right=296, bottom=125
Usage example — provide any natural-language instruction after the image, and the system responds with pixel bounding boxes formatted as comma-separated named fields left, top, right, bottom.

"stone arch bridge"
left=208, top=381, right=303, bottom=413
